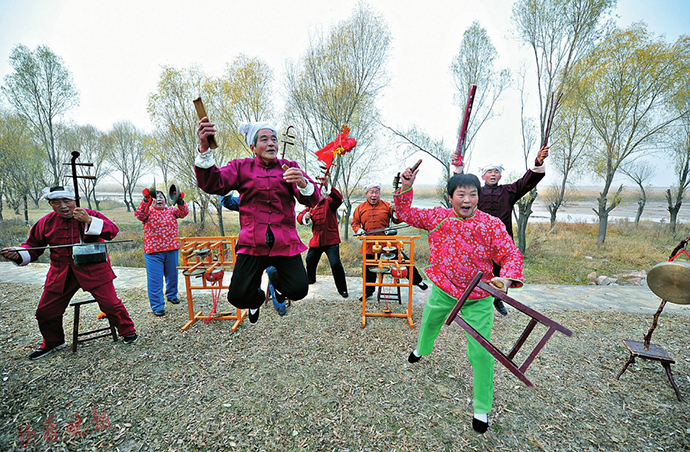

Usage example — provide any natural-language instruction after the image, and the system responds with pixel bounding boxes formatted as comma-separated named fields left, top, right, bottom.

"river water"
left=403, top=198, right=690, bottom=224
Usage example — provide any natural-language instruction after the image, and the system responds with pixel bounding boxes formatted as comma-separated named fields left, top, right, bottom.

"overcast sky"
left=0, top=0, right=688, bottom=188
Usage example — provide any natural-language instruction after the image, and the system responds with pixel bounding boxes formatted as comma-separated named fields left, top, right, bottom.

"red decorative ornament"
left=315, top=125, right=357, bottom=170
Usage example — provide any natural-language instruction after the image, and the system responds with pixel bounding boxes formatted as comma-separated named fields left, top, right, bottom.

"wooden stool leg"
left=108, top=317, right=118, bottom=342
left=661, top=362, right=684, bottom=402
left=72, top=304, right=81, bottom=353
left=616, top=354, right=636, bottom=380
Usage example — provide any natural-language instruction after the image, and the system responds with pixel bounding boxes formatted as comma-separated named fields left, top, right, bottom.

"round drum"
left=204, top=269, right=225, bottom=283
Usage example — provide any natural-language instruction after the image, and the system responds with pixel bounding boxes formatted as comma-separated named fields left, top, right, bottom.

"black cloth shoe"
left=28, top=343, right=66, bottom=360
left=168, top=298, right=180, bottom=304
left=472, top=416, right=488, bottom=434
left=417, top=281, right=428, bottom=290
left=123, top=333, right=138, bottom=344
left=339, top=291, right=349, bottom=299
left=494, top=299, right=508, bottom=316
left=248, top=308, right=260, bottom=324
left=360, top=292, right=374, bottom=303
left=153, top=310, right=165, bottom=316
left=277, top=305, right=287, bottom=316
left=408, top=352, right=421, bottom=363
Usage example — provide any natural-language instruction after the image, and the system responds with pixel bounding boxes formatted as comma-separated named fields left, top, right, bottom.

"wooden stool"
left=70, top=297, right=118, bottom=353
left=616, top=339, right=683, bottom=402
left=445, top=270, right=573, bottom=388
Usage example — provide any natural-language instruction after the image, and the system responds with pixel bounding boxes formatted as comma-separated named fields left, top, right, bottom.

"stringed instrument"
left=69, top=151, right=108, bottom=266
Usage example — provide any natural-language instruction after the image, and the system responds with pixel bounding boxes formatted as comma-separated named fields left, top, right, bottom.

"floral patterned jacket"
left=135, top=201, right=189, bottom=254
left=394, top=188, right=523, bottom=300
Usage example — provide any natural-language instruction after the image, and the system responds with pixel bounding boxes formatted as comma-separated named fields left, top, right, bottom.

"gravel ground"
left=1, top=283, right=689, bottom=451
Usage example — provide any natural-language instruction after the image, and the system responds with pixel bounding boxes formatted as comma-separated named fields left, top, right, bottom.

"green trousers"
left=416, top=284, right=495, bottom=414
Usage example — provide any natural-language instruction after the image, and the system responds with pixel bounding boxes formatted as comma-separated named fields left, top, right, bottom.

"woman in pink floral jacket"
left=135, top=190, right=189, bottom=316
left=394, top=169, right=523, bottom=434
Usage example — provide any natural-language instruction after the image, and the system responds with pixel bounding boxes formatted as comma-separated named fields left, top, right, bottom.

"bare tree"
left=513, top=66, right=540, bottom=252
left=512, top=0, right=617, bottom=245
left=1, top=44, right=79, bottom=186
left=148, top=65, right=217, bottom=226
left=450, top=21, right=511, bottom=169
left=104, top=121, right=147, bottom=212
left=568, top=26, right=690, bottom=243
left=58, top=123, right=111, bottom=210
left=512, top=0, right=616, bottom=139
left=285, top=2, right=391, bottom=238
left=620, top=161, right=655, bottom=224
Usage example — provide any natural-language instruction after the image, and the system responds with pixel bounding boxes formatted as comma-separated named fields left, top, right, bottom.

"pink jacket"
left=394, top=188, right=523, bottom=300
left=195, top=155, right=320, bottom=256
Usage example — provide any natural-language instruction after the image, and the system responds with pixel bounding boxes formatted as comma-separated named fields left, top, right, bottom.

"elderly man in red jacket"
left=195, top=119, right=320, bottom=324
left=297, top=178, right=348, bottom=299
left=0, top=186, right=138, bottom=359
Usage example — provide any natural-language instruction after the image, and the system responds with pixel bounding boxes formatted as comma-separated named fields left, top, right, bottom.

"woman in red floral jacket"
left=135, top=189, right=189, bottom=316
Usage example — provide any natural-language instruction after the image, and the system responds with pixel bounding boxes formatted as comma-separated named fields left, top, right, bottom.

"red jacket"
left=195, top=155, right=320, bottom=257
left=19, top=210, right=119, bottom=293
left=135, top=201, right=189, bottom=254
left=297, top=187, right=343, bottom=247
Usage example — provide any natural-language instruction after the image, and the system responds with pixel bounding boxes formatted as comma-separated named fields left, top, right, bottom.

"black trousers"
left=305, top=244, right=348, bottom=294
left=227, top=254, right=309, bottom=310
left=364, top=252, right=424, bottom=297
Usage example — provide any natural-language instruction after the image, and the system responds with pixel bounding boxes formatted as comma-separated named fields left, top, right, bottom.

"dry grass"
left=1, top=283, right=689, bottom=451
left=523, top=221, right=690, bottom=284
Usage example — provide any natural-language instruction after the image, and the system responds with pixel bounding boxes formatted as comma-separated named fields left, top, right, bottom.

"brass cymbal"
left=369, top=266, right=391, bottom=273
left=382, top=246, right=396, bottom=252
left=380, top=252, right=396, bottom=261
left=183, top=268, right=206, bottom=277
left=647, top=261, right=690, bottom=305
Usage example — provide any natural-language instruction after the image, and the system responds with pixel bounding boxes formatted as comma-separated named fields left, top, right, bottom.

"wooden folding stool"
left=444, top=271, right=573, bottom=388
left=70, top=297, right=118, bottom=353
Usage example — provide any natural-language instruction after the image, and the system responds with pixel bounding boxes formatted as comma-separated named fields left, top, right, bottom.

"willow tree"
left=567, top=26, right=690, bottom=243
left=512, top=0, right=616, bottom=248
left=285, top=2, right=391, bottom=237
left=58, top=123, right=110, bottom=211
left=665, top=121, right=690, bottom=234
left=147, top=65, right=216, bottom=226
left=1, top=44, right=79, bottom=186
left=546, top=84, right=592, bottom=229
left=0, top=109, right=45, bottom=222
left=217, top=53, right=274, bottom=148
left=213, top=55, right=276, bottom=233
left=104, top=121, right=148, bottom=212
left=450, top=21, right=511, bottom=169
